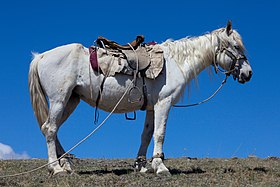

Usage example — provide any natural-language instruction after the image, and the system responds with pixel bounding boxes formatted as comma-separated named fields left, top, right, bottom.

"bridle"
left=213, top=36, right=247, bottom=80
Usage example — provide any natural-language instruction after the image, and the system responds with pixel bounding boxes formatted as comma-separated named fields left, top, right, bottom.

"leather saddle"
left=95, top=35, right=150, bottom=72
left=96, top=35, right=145, bottom=50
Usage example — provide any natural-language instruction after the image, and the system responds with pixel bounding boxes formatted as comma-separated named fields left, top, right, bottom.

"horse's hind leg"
left=41, top=100, right=67, bottom=175
left=135, top=110, right=154, bottom=172
left=55, top=138, right=72, bottom=172
left=55, top=93, right=80, bottom=172
left=42, top=90, right=78, bottom=175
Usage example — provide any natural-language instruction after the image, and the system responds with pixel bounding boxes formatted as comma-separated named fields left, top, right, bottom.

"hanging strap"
left=94, top=76, right=106, bottom=124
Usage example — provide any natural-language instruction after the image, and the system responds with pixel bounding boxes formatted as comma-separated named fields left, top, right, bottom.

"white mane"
left=162, top=33, right=215, bottom=80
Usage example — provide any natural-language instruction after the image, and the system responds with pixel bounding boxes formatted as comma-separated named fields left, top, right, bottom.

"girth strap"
left=140, top=73, right=148, bottom=111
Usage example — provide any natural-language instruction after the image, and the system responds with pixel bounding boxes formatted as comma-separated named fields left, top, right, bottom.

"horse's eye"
left=234, top=45, right=240, bottom=50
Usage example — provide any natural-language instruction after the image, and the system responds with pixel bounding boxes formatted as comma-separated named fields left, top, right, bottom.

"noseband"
left=213, top=36, right=247, bottom=80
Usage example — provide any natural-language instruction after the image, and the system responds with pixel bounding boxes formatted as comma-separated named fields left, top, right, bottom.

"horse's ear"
left=226, top=20, right=232, bottom=36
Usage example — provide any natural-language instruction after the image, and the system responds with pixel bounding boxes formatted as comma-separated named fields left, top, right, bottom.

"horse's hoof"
left=49, top=166, right=69, bottom=177
left=140, top=167, right=148, bottom=173
left=53, top=170, right=69, bottom=177
left=156, top=169, right=171, bottom=176
left=61, top=163, right=73, bottom=173
left=134, top=156, right=147, bottom=172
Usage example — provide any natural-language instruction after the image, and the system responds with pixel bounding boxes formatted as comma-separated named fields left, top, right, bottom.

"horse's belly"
left=97, top=78, right=144, bottom=113
left=98, top=92, right=144, bottom=113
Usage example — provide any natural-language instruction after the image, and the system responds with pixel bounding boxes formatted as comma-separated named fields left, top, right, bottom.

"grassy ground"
left=0, top=157, right=280, bottom=186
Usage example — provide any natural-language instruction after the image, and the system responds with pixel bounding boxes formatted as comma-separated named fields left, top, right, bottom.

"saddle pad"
left=144, top=45, right=164, bottom=79
left=96, top=48, right=126, bottom=76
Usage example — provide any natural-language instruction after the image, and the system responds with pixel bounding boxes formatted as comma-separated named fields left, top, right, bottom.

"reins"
left=173, top=74, right=229, bottom=108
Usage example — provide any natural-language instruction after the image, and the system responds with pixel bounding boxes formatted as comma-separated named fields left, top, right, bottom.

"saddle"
left=96, top=35, right=145, bottom=50
left=89, top=36, right=164, bottom=110
left=94, top=35, right=155, bottom=73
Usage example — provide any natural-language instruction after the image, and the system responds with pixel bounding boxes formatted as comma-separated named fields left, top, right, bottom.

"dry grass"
left=0, top=157, right=280, bottom=186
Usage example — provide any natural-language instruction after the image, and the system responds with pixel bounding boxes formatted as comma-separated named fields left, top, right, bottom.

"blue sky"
left=0, top=0, right=279, bottom=159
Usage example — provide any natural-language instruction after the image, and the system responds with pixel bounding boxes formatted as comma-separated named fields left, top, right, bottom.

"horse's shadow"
left=77, top=167, right=205, bottom=176
left=169, top=167, right=205, bottom=175
left=78, top=169, right=134, bottom=176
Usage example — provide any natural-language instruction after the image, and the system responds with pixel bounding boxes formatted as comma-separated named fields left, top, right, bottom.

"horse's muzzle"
left=238, top=70, right=253, bottom=84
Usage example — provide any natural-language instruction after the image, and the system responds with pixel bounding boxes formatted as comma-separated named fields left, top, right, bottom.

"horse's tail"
left=28, top=53, right=49, bottom=128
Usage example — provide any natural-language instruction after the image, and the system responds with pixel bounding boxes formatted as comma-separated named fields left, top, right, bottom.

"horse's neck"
left=164, top=33, right=217, bottom=81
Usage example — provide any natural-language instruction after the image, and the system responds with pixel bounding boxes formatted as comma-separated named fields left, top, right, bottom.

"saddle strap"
left=94, top=76, right=107, bottom=124
left=140, top=73, right=148, bottom=111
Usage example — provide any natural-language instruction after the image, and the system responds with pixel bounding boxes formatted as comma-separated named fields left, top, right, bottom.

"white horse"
left=28, top=21, right=252, bottom=175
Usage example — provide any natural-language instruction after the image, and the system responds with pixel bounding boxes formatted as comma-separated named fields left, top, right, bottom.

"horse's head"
left=214, top=21, right=252, bottom=84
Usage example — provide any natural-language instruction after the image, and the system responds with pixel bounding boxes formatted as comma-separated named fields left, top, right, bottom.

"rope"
left=127, top=43, right=142, bottom=103
left=0, top=80, right=134, bottom=178
left=173, top=75, right=228, bottom=108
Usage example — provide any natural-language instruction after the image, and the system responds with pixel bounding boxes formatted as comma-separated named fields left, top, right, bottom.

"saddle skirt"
left=89, top=44, right=164, bottom=79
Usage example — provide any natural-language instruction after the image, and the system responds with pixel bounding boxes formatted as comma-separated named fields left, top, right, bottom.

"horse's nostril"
left=248, top=70, right=253, bottom=79
left=242, top=70, right=252, bottom=82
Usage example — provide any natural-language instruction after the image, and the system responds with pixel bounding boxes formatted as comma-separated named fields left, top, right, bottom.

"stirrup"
left=125, top=111, right=136, bottom=120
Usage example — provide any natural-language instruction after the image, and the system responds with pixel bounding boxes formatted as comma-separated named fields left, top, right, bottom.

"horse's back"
left=37, top=43, right=87, bottom=69
left=39, top=43, right=85, bottom=61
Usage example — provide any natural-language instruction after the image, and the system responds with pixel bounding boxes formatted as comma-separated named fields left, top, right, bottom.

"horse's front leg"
left=152, top=97, right=172, bottom=175
left=135, top=110, right=154, bottom=172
